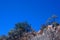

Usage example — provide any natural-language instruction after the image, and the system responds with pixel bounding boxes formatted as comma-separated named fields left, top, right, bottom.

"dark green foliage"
left=0, top=22, right=33, bottom=40
left=46, top=15, right=58, bottom=25
left=41, top=24, right=47, bottom=30
left=7, top=22, right=33, bottom=40
left=52, top=22, right=59, bottom=27
left=15, top=22, right=32, bottom=32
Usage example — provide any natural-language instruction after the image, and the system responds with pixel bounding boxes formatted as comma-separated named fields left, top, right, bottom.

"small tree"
left=15, top=22, right=32, bottom=32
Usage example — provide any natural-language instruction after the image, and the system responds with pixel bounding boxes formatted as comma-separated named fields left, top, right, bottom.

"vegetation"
left=0, top=22, right=34, bottom=40
left=0, top=15, right=60, bottom=40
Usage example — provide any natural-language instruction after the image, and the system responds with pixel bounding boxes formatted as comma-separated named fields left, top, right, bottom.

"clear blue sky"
left=0, top=0, right=60, bottom=35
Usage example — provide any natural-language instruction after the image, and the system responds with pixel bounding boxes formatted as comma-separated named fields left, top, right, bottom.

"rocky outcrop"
left=30, top=24, right=60, bottom=40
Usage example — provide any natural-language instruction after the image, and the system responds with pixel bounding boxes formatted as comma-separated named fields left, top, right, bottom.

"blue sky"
left=0, top=0, right=60, bottom=35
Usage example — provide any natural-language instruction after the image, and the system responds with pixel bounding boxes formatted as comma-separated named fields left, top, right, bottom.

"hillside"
left=0, top=15, right=60, bottom=40
left=31, top=23, right=60, bottom=40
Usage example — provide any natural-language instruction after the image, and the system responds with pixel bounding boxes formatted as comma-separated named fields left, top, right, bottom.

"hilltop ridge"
left=0, top=15, right=60, bottom=40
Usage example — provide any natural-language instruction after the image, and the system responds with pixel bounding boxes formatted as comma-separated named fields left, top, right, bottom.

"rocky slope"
left=30, top=23, right=60, bottom=40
